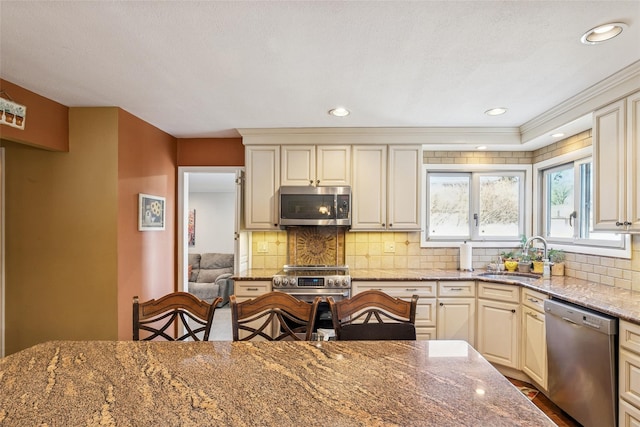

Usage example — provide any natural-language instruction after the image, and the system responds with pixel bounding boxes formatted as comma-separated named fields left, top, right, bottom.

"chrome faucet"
left=524, top=236, right=548, bottom=260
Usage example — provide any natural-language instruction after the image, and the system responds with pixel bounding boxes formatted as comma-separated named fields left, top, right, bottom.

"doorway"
left=177, top=166, right=249, bottom=294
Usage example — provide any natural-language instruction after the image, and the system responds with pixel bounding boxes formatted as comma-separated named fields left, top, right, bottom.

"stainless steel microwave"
left=279, top=186, right=351, bottom=227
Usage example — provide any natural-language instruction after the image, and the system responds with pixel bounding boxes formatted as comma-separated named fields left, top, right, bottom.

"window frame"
left=533, top=147, right=630, bottom=258
left=421, top=163, right=532, bottom=248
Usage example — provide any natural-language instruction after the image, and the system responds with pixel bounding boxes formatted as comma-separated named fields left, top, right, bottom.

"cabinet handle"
left=616, top=221, right=624, bottom=226
left=381, top=223, right=386, bottom=228
left=309, top=180, right=314, bottom=185
left=316, top=180, right=320, bottom=185
left=527, top=298, right=539, bottom=303
left=624, top=221, right=632, bottom=226
left=439, top=302, right=444, bottom=306
left=389, top=223, right=393, bottom=227
left=247, top=288, right=259, bottom=291
left=527, top=311, right=538, bottom=319
left=511, top=309, right=516, bottom=313
left=449, top=288, right=463, bottom=291
left=406, top=288, right=418, bottom=291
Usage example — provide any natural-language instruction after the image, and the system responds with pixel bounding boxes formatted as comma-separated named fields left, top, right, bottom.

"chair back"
left=230, top=292, right=321, bottom=341
left=328, top=290, right=419, bottom=340
left=133, top=292, right=222, bottom=341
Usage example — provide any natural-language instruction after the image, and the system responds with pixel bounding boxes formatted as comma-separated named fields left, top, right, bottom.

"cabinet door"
left=351, top=145, right=387, bottom=230
left=437, top=298, right=475, bottom=346
left=620, top=399, right=640, bottom=427
left=477, top=299, right=519, bottom=369
left=245, top=146, right=280, bottom=229
left=317, top=145, right=351, bottom=186
left=522, top=309, right=547, bottom=391
left=593, top=99, right=626, bottom=231
left=627, top=91, right=640, bottom=232
left=281, top=145, right=315, bottom=186
left=387, top=145, right=422, bottom=230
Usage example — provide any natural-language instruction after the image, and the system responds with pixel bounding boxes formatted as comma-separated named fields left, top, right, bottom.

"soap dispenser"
left=543, top=258, right=551, bottom=278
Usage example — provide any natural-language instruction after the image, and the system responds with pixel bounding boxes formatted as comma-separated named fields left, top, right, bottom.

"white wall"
left=188, top=192, right=235, bottom=254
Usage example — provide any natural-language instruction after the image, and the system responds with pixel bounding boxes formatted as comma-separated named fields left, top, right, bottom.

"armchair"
left=188, top=253, right=234, bottom=307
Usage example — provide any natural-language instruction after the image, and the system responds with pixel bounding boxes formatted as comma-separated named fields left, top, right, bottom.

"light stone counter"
left=0, top=340, right=553, bottom=426
left=235, top=268, right=640, bottom=324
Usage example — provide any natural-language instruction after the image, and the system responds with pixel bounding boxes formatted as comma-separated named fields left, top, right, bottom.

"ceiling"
left=1, top=1, right=639, bottom=150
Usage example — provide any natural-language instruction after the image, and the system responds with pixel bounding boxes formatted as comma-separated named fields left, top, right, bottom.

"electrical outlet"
left=257, top=242, right=269, bottom=253
left=384, top=241, right=396, bottom=253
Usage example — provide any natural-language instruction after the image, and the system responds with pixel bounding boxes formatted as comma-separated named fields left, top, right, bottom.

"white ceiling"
left=1, top=1, right=639, bottom=150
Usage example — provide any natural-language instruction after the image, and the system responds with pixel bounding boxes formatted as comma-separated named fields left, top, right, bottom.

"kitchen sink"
left=477, top=272, right=542, bottom=280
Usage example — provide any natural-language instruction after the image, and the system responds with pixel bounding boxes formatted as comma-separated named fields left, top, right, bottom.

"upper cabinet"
left=593, top=91, right=640, bottom=232
left=281, top=145, right=350, bottom=186
left=244, top=145, right=280, bottom=230
left=351, top=145, right=422, bottom=231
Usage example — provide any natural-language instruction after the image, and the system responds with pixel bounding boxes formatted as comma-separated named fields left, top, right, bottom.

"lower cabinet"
left=521, top=288, right=548, bottom=391
left=232, top=280, right=273, bottom=340
left=354, top=281, right=437, bottom=340
left=437, top=282, right=476, bottom=346
left=620, top=320, right=640, bottom=426
left=476, top=282, right=520, bottom=369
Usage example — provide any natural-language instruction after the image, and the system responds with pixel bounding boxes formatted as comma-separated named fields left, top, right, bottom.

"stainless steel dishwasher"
left=544, top=298, right=618, bottom=427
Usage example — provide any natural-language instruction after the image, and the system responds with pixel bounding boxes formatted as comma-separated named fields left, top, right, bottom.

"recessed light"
left=329, top=107, right=350, bottom=117
left=551, top=133, right=565, bottom=138
left=581, top=22, right=627, bottom=44
left=485, top=107, right=507, bottom=116
left=476, top=146, right=487, bottom=150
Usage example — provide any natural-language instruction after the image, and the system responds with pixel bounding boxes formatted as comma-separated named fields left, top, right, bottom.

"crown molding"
left=238, top=127, right=521, bottom=146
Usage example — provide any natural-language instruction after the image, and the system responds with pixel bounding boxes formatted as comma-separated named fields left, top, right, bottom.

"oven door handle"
left=283, top=291, right=349, bottom=297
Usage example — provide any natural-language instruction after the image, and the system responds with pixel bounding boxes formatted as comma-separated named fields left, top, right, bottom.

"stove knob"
left=273, top=277, right=281, bottom=287
left=327, top=279, right=335, bottom=287
left=342, top=280, right=349, bottom=288
left=288, top=278, right=297, bottom=286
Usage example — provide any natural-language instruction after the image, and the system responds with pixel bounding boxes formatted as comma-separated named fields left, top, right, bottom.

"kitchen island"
left=0, top=340, right=553, bottom=426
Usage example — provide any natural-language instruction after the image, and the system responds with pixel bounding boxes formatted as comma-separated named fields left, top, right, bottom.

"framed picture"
left=138, top=193, right=165, bottom=231
left=188, top=209, right=196, bottom=246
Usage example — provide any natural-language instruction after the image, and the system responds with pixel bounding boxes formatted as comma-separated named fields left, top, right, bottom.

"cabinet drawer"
left=620, top=348, right=640, bottom=409
left=438, top=281, right=476, bottom=297
left=355, top=281, right=437, bottom=298
left=620, top=398, right=640, bottom=427
left=477, top=282, right=519, bottom=303
left=521, top=288, right=548, bottom=313
left=416, top=326, right=437, bottom=341
left=621, top=320, right=640, bottom=354
left=234, top=281, right=271, bottom=298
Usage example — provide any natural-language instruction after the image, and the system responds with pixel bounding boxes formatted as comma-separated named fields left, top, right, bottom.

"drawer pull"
left=449, top=288, right=463, bottom=291
left=528, top=298, right=540, bottom=303
left=247, top=288, right=259, bottom=291
left=527, top=311, right=538, bottom=319
left=406, top=288, right=418, bottom=291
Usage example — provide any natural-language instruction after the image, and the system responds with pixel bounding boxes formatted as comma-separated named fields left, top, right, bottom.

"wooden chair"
left=133, top=292, right=222, bottom=341
left=327, top=290, right=419, bottom=340
left=230, top=292, right=321, bottom=341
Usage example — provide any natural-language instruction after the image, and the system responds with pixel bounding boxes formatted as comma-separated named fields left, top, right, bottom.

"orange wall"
left=177, top=137, right=244, bottom=166
left=117, top=109, right=177, bottom=340
left=0, top=78, right=69, bottom=151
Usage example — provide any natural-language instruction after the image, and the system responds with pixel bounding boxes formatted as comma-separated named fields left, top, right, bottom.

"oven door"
left=278, top=288, right=350, bottom=331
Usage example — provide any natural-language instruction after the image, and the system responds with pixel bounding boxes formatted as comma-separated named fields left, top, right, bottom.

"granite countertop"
left=0, top=340, right=553, bottom=426
left=234, top=268, right=640, bottom=324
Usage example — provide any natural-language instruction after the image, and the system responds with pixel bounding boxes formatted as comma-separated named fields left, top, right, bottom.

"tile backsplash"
left=251, top=231, right=640, bottom=291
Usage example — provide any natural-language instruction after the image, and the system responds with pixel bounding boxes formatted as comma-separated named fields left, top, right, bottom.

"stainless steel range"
left=272, top=265, right=351, bottom=331
left=272, top=265, right=351, bottom=297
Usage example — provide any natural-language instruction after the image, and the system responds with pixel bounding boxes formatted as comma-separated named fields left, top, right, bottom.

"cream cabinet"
left=436, top=281, right=476, bottom=346
left=593, top=90, right=640, bottom=232
left=354, top=281, right=437, bottom=340
left=619, top=320, right=640, bottom=426
left=232, top=280, right=273, bottom=340
left=244, top=146, right=280, bottom=230
left=351, top=145, right=422, bottom=231
left=476, top=282, right=520, bottom=369
left=521, top=288, right=548, bottom=391
left=280, top=145, right=351, bottom=187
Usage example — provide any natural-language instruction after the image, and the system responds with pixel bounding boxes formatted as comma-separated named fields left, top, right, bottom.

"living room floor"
left=210, top=306, right=232, bottom=341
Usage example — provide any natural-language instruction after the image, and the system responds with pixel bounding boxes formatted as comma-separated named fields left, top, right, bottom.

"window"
left=542, top=157, right=622, bottom=247
left=425, top=170, right=526, bottom=241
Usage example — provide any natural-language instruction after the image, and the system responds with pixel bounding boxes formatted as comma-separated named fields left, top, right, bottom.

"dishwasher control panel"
left=544, top=298, right=617, bottom=335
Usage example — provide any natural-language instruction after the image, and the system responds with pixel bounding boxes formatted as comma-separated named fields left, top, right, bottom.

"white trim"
left=421, top=163, right=532, bottom=247
left=532, top=147, right=631, bottom=259
left=177, top=166, right=244, bottom=293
